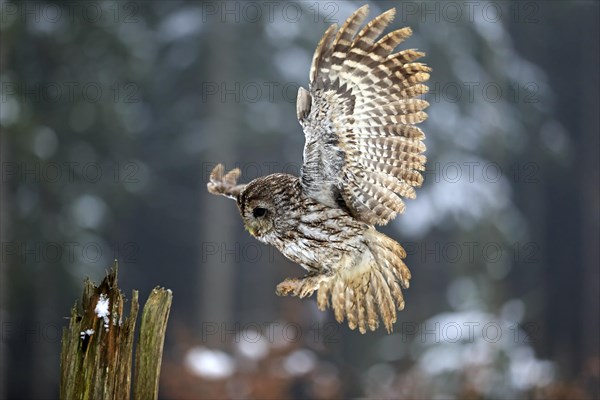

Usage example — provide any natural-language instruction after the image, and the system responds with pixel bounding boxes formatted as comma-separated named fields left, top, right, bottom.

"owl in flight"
left=208, top=5, right=430, bottom=333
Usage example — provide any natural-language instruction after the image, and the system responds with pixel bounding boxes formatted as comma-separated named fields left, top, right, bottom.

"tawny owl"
left=207, top=5, right=430, bottom=334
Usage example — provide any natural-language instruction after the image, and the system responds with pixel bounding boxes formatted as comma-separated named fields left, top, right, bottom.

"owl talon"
left=276, top=280, right=296, bottom=296
left=276, top=276, right=320, bottom=298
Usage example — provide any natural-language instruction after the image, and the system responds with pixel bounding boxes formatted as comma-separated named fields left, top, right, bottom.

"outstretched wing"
left=207, top=164, right=246, bottom=200
left=297, top=5, right=430, bottom=225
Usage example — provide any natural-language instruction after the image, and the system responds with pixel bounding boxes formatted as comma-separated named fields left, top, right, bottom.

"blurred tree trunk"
left=0, top=127, right=7, bottom=399
left=198, top=10, right=239, bottom=342
left=578, top=6, right=600, bottom=385
left=509, top=2, right=599, bottom=379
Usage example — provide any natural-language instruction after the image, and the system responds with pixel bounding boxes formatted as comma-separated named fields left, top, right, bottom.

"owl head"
left=236, top=173, right=299, bottom=239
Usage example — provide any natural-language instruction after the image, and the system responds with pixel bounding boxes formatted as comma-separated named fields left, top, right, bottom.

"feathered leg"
left=276, top=273, right=329, bottom=299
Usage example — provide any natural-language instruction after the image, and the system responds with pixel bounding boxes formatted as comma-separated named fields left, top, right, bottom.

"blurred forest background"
left=1, top=0, right=599, bottom=399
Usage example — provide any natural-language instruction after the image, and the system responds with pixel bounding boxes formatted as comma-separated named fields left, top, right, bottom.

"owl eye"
left=252, top=207, right=267, bottom=218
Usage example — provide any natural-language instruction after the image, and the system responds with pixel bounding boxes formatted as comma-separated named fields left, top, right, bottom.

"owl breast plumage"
left=207, top=5, right=430, bottom=333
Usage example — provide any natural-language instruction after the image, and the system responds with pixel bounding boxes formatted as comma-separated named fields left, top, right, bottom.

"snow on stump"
left=60, top=261, right=173, bottom=400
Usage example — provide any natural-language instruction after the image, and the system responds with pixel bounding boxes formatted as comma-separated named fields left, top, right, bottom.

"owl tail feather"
left=276, top=230, right=411, bottom=334
left=321, top=230, right=410, bottom=333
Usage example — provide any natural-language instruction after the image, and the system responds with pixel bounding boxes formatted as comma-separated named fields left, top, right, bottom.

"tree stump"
left=60, top=261, right=172, bottom=400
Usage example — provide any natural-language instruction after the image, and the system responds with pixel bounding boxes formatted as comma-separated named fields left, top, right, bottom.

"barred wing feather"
left=297, top=5, right=430, bottom=225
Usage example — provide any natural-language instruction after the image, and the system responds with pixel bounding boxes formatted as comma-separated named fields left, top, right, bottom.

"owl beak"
left=245, top=223, right=258, bottom=237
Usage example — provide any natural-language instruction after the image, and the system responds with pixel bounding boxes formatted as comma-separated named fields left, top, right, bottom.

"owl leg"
left=276, top=273, right=326, bottom=299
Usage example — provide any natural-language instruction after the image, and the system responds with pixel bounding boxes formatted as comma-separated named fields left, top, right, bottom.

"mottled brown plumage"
left=207, top=5, right=429, bottom=333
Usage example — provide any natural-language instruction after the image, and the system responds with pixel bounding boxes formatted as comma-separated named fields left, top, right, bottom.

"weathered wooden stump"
left=60, top=261, right=172, bottom=400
